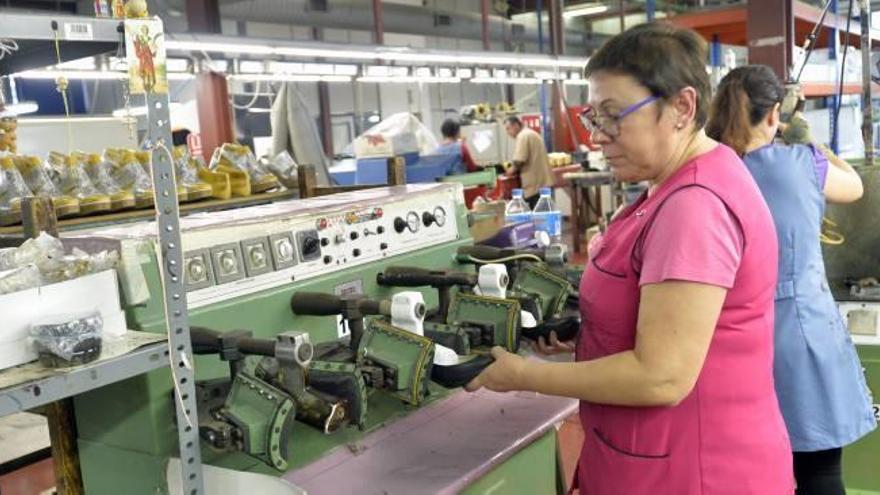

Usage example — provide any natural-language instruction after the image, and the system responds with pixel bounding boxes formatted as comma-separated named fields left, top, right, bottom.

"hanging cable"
left=834, top=0, right=855, bottom=137
left=0, top=39, right=18, bottom=60
left=51, top=29, right=73, bottom=156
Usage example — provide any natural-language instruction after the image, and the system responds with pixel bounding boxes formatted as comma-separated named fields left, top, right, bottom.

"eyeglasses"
left=580, top=95, right=660, bottom=138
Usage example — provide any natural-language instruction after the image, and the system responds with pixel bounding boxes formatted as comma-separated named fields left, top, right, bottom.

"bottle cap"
left=540, top=187, right=552, bottom=196
left=511, top=189, right=523, bottom=198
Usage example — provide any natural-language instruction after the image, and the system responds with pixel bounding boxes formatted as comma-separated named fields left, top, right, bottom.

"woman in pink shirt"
left=466, top=23, right=794, bottom=493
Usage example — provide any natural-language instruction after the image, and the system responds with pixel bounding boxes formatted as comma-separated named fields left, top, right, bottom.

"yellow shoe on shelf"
left=12, top=155, right=81, bottom=218
left=197, top=166, right=232, bottom=200
left=47, top=152, right=111, bottom=215
left=80, top=153, right=136, bottom=211
left=172, top=146, right=214, bottom=202
left=135, top=149, right=190, bottom=202
left=108, top=150, right=155, bottom=209
left=213, top=143, right=278, bottom=195
left=0, top=156, right=32, bottom=225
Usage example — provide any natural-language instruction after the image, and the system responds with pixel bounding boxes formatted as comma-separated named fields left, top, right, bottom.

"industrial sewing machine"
left=63, top=183, right=580, bottom=494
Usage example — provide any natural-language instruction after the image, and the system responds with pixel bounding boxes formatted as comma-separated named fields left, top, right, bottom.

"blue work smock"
left=743, top=143, right=876, bottom=452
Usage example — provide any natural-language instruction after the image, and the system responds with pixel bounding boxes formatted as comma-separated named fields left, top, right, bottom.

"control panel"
left=170, top=184, right=463, bottom=308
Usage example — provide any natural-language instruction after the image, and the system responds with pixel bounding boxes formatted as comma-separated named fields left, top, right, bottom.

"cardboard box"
left=354, top=132, right=419, bottom=158
left=469, top=201, right=506, bottom=243
left=0, top=269, right=127, bottom=371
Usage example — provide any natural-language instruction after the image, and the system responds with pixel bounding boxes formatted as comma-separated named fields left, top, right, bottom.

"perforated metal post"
left=145, top=90, right=205, bottom=494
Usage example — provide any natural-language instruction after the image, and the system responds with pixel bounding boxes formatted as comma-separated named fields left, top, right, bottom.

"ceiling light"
left=166, top=40, right=275, bottom=55
left=438, top=68, right=454, bottom=78
left=229, top=74, right=351, bottom=83
left=56, top=57, right=97, bottom=70
left=414, top=67, right=432, bottom=77
left=563, top=79, right=590, bottom=86
left=112, top=102, right=183, bottom=118
left=302, top=63, right=335, bottom=75
left=564, top=4, right=609, bottom=19
left=334, top=64, right=359, bottom=76
left=16, top=70, right=125, bottom=80
left=238, top=60, right=265, bottom=74
left=456, top=68, right=473, bottom=79
left=1, top=101, right=39, bottom=116
left=356, top=75, right=461, bottom=84
left=470, top=77, right=542, bottom=85
left=166, top=58, right=189, bottom=72
left=247, top=108, right=272, bottom=114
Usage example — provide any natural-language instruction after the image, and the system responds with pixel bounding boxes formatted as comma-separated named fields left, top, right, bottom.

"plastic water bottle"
left=532, top=187, right=562, bottom=243
left=504, top=189, right=532, bottom=225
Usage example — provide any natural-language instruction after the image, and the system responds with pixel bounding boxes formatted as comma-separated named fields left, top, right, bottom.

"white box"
left=0, top=270, right=127, bottom=371
left=354, top=131, right=419, bottom=158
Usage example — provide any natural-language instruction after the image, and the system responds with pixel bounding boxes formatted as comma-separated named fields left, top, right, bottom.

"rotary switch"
left=394, top=217, right=407, bottom=233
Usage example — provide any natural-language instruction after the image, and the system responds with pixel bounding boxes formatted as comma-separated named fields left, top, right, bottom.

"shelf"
left=0, top=331, right=168, bottom=417
left=0, top=10, right=123, bottom=75
left=0, top=189, right=298, bottom=236
left=667, top=1, right=880, bottom=47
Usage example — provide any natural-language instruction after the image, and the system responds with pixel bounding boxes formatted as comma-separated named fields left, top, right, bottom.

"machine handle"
left=431, top=354, right=495, bottom=389
left=290, top=292, right=390, bottom=317
left=520, top=316, right=580, bottom=343
left=190, top=326, right=224, bottom=354
left=378, top=266, right=476, bottom=288
left=290, top=292, right=345, bottom=316
left=189, top=326, right=277, bottom=357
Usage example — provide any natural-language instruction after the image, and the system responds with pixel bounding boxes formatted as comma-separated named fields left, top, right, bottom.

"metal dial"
left=187, top=258, right=207, bottom=282
left=432, top=206, right=447, bottom=227
left=406, top=211, right=420, bottom=233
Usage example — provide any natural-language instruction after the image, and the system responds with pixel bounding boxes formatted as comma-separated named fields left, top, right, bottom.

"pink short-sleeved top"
left=574, top=144, right=793, bottom=494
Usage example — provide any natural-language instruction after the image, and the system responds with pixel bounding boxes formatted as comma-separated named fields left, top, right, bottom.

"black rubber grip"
left=456, top=245, right=516, bottom=261
left=290, top=292, right=344, bottom=316
left=521, top=316, right=580, bottom=343
left=237, top=338, right=277, bottom=357
left=431, top=354, right=495, bottom=389
left=190, top=326, right=223, bottom=354
left=378, top=266, right=476, bottom=288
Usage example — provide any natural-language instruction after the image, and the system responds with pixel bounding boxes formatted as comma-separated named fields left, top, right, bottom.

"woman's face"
left=587, top=72, right=687, bottom=183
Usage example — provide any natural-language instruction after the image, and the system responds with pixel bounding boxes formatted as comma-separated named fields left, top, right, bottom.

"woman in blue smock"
left=433, top=118, right=478, bottom=176
left=707, top=65, right=876, bottom=495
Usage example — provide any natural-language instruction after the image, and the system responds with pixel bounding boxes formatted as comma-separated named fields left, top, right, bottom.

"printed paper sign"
left=124, top=19, right=168, bottom=95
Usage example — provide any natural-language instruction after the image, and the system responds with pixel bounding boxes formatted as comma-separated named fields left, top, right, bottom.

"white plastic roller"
left=391, top=291, right=426, bottom=336
left=477, top=264, right=509, bottom=299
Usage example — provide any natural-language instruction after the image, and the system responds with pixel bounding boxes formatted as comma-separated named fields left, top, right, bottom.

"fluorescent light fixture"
left=206, top=59, right=229, bottom=73
left=268, top=61, right=304, bottom=73
left=471, top=76, right=542, bottom=85
left=57, top=57, right=97, bottom=70
left=389, top=66, right=409, bottom=77
left=165, top=39, right=587, bottom=69
left=534, top=71, right=558, bottom=80
left=166, top=58, right=189, bottom=72
left=438, top=68, right=454, bottom=78
left=247, top=108, right=272, bottom=114
left=302, top=63, right=334, bottom=75
left=2, top=101, right=39, bottom=116
left=356, top=75, right=461, bottom=84
left=366, top=65, right=390, bottom=77
left=495, top=69, right=508, bottom=78
left=229, top=74, right=351, bottom=83
left=563, top=79, right=590, bottom=86
left=238, top=60, right=265, bottom=74
left=564, top=4, right=610, bottom=18
left=456, top=68, right=473, bottom=79
left=19, top=116, right=129, bottom=124
left=334, top=64, right=359, bottom=76
left=16, top=70, right=125, bottom=80
left=167, top=73, right=196, bottom=81
left=414, top=67, right=432, bottom=77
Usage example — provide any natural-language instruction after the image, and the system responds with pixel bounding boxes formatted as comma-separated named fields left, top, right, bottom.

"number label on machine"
left=874, top=404, right=880, bottom=422
left=335, top=280, right=363, bottom=339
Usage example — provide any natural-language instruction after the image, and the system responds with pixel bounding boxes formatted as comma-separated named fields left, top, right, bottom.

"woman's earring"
left=675, top=123, right=684, bottom=130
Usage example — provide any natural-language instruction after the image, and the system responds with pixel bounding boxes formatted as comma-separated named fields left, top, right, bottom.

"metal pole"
left=481, top=0, right=490, bottom=51
left=372, top=0, right=384, bottom=45
left=859, top=0, right=873, bottom=164
left=537, top=0, right=551, bottom=151
left=646, top=0, right=655, bottom=22
left=619, top=0, right=625, bottom=32
left=830, top=0, right=840, bottom=154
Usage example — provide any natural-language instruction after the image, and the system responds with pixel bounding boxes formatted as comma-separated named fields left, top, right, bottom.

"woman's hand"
left=531, top=331, right=576, bottom=356
left=465, top=346, right=530, bottom=393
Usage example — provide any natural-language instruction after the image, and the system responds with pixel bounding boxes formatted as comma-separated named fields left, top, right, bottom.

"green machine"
left=65, top=183, right=577, bottom=494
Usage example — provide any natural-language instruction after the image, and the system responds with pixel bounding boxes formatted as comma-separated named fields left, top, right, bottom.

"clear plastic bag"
left=214, top=144, right=277, bottom=187
left=264, top=150, right=298, bottom=188
left=0, top=264, right=42, bottom=294
left=173, top=146, right=203, bottom=187
left=0, top=156, right=33, bottom=212
left=0, top=232, right=64, bottom=272
left=29, top=312, right=103, bottom=367
left=40, top=247, right=119, bottom=284
left=107, top=150, right=153, bottom=195
left=47, top=152, right=105, bottom=199
left=82, top=153, right=126, bottom=195
left=14, top=155, right=61, bottom=196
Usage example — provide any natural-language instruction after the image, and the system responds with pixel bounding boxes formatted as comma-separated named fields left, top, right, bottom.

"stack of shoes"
left=13, top=155, right=80, bottom=218
left=0, top=155, right=33, bottom=225
left=46, top=152, right=111, bottom=215
left=0, top=117, right=17, bottom=153
left=134, top=150, right=189, bottom=202
left=194, top=152, right=232, bottom=200
left=79, top=152, right=136, bottom=211
left=104, top=149, right=154, bottom=209
left=212, top=143, right=279, bottom=196
left=171, top=146, right=215, bottom=202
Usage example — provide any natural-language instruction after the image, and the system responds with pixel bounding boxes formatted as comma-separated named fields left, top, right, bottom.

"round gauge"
left=406, top=211, right=420, bottom=233
left=432, top=206, right=447, bottom=227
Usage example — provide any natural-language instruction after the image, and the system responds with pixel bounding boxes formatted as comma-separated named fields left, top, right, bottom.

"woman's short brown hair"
left=584, top=22, right=711, bottom=128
